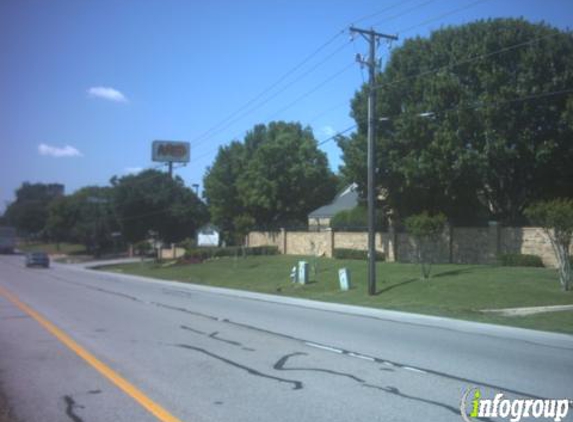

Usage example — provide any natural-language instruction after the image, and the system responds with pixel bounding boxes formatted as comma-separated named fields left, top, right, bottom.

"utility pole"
left=168, top=161, right=173, bottom=178
left=350, top=27, right=397, bottom=296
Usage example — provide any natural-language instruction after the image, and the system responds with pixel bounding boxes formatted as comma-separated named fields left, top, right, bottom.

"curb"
left=56, top=261, right=573, bottom=349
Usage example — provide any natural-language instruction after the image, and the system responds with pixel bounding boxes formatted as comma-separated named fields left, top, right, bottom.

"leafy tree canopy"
left=339, top=18, right=573, bottom=225
left=112, top=170, right=208, bottom=244
left=4, top=182, right=64, bottom=236
left=46, top=186, right=118, bottom=254
left=204, top=121, right=337, bottom=241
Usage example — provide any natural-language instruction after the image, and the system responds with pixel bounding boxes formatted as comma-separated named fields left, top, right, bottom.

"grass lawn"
left=99, top=255, right=573, bottom=334
left=17, top=242, right=87, bottom=255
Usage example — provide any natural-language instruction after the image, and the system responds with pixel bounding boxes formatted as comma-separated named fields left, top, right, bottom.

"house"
left=308, top=183, right=359, bottom=231
left=197, top=224, right=220, bottom=247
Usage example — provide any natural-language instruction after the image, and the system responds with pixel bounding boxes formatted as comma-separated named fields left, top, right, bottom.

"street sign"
left=152, top=140, right=190, bottom=163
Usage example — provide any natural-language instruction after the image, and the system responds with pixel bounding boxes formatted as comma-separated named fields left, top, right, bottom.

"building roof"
left=308, top=183, right=359, bottom=219
left=198, top=223, right=220, bottom=233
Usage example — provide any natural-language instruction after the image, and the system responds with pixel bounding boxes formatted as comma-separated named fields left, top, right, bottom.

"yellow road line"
left=0, top=285, right=183, bottom=422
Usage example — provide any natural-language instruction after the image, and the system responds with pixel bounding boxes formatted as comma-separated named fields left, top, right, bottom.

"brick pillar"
left=280, top=228, right=287, bottom=255
left=326, top=228, right=334, bottom=258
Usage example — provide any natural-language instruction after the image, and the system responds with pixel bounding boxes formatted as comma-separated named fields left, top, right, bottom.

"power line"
left=317, top=125, right=357, bottom=146
left=351, top=0, right=419, bottom=26
left=398, top=0, right=492, bottom=35
left=191, top=40, right=354, bottom=151
left=111, top=88, right=573, bottom=227
left=186, top=0, right=439, bottom=155
left=185, top=2, right=531, bottom=169
left=265, top=62, right=356, bottom=121
left=189, top=30, right=349, bottom=147
left=370, top=0, right=438, bottom=28
left=316, top=88, right=573, bottom=148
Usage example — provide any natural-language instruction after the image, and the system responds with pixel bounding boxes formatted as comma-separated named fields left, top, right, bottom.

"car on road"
left=25, top=252, right=50, bottom=268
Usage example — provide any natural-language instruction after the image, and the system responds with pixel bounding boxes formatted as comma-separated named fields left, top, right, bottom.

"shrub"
left=404, top=212, right=447, bottom=279
left=333, top=248, right=384, bottom=261
left=497, top=253, right=544, bottom=268
left=184, top=246, right=279, bottom=261
left=134, top=240, right=153, bottom=256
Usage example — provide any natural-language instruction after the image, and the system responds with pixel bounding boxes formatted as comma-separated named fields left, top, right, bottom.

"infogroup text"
left=460, top=388, right=571, bottom=422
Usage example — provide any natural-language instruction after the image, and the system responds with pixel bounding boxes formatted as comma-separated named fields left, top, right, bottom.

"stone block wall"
left=247, top=226, right=569, bottom=268
left=451, top=227, right=491, bottom=264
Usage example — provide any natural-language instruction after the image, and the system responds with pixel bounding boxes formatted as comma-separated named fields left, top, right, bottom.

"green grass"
left=99, top=255, right=573, bottom=334
left=17, top=242, right=87, bottom=255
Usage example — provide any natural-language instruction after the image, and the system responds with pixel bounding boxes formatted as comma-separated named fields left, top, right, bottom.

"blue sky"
left=1, top=0, right=571, bottom=212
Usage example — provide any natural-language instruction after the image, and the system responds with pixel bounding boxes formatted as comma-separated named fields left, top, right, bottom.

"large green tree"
left=339, top=18, right=573, bottom=225
left=4, top=182, right=64, bottom=237
left=204, top=121, right=337, bottom=240
left=202, top=141, right=248, bottom=243
left=45, top=186, right=118, bottom=254
left=112, top=170, right=208, bottom=244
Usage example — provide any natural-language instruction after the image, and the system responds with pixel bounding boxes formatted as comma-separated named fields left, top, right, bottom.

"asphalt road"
left=0, top=255, right=572, bottom=422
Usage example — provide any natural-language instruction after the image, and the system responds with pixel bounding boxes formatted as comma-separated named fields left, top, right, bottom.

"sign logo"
left=460, top=388, right=571, bottom=422
left=152, top=140, right=190, bottom=163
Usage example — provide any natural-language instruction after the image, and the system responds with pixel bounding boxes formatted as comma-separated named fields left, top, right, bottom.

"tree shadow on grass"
left=375, top=278, right=421, bottom=295
left=431, top=266, right=484, bottom=278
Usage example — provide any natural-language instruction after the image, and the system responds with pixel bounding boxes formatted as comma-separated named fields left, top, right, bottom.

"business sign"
left=152, top=140, right=190, bottom=163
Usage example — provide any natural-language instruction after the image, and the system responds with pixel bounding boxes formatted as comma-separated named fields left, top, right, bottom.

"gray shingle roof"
left=308, top=184, right=359, bottom=218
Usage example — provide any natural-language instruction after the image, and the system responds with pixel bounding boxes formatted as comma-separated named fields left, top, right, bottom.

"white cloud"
left=87, top=86, right=128, bottom=103
left=321, top=125, right=336, bottom=137
left=38, top=143, right=83, bottom=158
left=124, top=167, right=143, bottom=174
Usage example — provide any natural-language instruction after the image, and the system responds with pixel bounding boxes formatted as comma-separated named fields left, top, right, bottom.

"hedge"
left=333, top=248, right=385, bottom=261
left=497, top=253, right=544, bottom=268
left=184, top=246, right=279, bottom=261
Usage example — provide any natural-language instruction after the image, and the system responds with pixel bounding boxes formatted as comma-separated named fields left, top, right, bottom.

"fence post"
left=326, top=228, right=334, bottom=258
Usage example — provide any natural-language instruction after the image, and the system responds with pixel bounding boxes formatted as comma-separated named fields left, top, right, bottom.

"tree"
left=4, top=182, right=65, bottom=237
left=112, top=170, right=208, bottom=245
left=45, top=196, right=75, bottom=250
left=238, top=122, right=337, bottom=227
left=404, top=212, right=447, bottom=279
left=45, top=186, right=118, bottom=255
left=204, top=121, right=337, bottom=240
left=339, top=19, right=573, bottom=225
left=525, top=199, right=573, bottom=291
left=203, top=141, right=248, bottom=244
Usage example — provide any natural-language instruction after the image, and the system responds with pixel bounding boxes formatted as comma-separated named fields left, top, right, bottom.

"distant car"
left=25, top=252, right=50, bottom=268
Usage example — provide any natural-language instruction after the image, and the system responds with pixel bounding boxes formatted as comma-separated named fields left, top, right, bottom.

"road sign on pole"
left=152, top=141, right=190, bottom=163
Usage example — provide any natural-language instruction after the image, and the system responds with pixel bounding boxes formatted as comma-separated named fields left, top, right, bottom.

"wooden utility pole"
left=350, top=27, right=397, bottom=296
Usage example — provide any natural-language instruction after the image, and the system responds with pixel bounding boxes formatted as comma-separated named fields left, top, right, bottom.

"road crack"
left=274, top=352, right=365, bottom=383
left=63, top=395, right=84, bottom=422
left=176, top=344, right=303, bottom=390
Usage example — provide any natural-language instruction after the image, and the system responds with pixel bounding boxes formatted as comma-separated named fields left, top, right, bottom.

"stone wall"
left=247, top=226, right=570, bottom=267
left=499, top=227, right=573, bottom=267
left=286, top=231, right=332, bottom=257
left=396, top=229, right=451, bottom=264
left=332, top=232, right=386, bottom=252
left=451, top=227, right=491, bottom=264
left=159, top=246, right=186, bottom=260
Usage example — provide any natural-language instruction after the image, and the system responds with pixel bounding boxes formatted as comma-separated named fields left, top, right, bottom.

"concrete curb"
left=56, top=260, right=573, bottom=349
